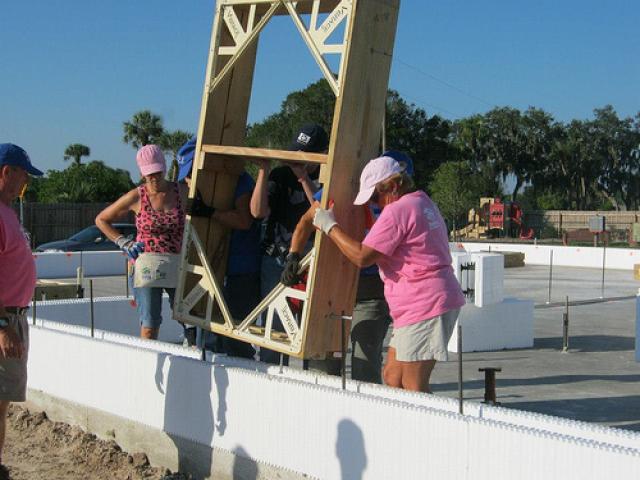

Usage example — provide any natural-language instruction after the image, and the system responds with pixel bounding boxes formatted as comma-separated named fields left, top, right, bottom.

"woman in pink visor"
left=96, top=145, right=191, bottom=341
left=312, top=155, right=464, bottom=393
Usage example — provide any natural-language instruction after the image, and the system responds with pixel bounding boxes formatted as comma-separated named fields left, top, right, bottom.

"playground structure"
left=173, top=0, right=400, bottom=359
left=455, top=197, right=534, bottom=240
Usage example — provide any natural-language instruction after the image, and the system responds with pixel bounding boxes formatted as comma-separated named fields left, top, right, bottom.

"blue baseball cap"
left=177, top=136, right=197, bottom=181
left=382, top=150, right=413, bottom=177
left=0, top=143, right=43, bottom=176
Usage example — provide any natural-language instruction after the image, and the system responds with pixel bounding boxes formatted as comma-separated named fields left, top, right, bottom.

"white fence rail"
left=458, top=242, right=640, bottom=270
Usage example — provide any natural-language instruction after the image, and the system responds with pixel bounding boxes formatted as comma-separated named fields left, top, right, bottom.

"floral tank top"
left=135, top=183, right=185, bottom=254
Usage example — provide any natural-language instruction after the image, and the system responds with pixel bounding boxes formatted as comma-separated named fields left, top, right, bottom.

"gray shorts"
left=0, top=312, right=29, bottom=402
left=389, top=309, right=460, bottom=362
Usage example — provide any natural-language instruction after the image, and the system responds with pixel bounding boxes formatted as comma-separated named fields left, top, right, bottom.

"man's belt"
left=4, top=306, right=28, bottom=315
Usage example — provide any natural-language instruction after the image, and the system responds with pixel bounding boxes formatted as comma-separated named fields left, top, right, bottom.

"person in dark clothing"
left=250, top=124, right=329, bottom=364
left=176, top=136, right=259, bottom=359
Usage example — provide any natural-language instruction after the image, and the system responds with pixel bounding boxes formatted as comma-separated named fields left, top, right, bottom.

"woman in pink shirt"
left=313, top=156, right=465, bottom=393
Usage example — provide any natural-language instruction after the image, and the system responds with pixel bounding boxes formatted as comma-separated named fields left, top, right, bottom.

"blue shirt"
left=228, top=173, right=261, bottom=275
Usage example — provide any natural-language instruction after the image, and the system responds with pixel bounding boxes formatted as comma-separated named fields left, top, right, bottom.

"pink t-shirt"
left=0, top=203, right=36, bottom=307
left=363, top=191, right=465, bottom=328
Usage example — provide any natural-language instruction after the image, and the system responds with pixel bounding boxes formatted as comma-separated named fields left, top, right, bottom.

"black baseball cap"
left=288, top=124, right=329, bottom=153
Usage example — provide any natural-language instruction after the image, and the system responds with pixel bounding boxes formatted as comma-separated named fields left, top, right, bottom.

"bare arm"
left=214, top=192, right=254, bottom=230
left=289, top=201, right=319, bottom=254
left=288, top=163, right=318, bottom=205
left=178, top=182, right=189, bottom=208
left=95, top=188, right=139, bottom=241
left=326, top=225, right=383, bottom=268
left=250, top=159, right=271, bottom=219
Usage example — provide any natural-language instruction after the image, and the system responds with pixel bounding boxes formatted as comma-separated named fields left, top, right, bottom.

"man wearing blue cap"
left=177, top=137, right=259, bottom=359
left=0, top=143, right=43, bottom=467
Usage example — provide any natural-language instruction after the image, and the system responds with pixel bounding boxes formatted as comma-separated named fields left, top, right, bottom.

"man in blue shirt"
left=177, top=137, right=259, bottom=358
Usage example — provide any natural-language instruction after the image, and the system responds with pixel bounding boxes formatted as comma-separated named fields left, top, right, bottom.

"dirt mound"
left=3, top=405, right=188, bottom=480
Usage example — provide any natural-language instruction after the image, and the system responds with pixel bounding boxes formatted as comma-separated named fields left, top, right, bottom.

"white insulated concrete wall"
left=458, top=242, right=640, bottom=271
left=448, top=298, right=534, bottom=352
left=27, top=325, right=640, bottom=479
left=34, top=251, right=127, bottom=278
left=35, top=296, right=183, bottom=343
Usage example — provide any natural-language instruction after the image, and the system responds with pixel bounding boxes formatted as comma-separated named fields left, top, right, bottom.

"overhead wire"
left=391, top=56, right=497, bottom=117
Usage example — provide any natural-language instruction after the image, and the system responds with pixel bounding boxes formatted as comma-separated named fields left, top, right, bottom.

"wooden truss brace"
left=175, top=223, right=316, bottom=355
left=283, top=0, right=352, bottom=96
left=174, top=0, right=400, bottom=359
left=210, top=0, right=352, bottom=96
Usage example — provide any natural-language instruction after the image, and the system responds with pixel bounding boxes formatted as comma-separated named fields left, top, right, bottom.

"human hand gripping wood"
left=313, top=206, right=338, bottom=234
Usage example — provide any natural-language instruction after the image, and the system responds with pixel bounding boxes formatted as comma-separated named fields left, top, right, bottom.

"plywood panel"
left=303, top=0, right=400, bottom=357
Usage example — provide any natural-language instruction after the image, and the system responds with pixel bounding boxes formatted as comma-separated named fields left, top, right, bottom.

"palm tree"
left=63, top=144, right=90, bottom=165
left=122, top=110, right=165, bottom=149
left=159, top=130, right=194, bottom=181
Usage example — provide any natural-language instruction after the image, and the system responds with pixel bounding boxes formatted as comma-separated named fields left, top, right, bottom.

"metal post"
left=601, top=242, right=606, bottom=299
left=125, top=258, right=130, bottom=297
left=547, top=250, right=554, bottom=304
left=76, top=266, right=84, bottom=298
left=479, top=367, right=501, bottom=405
left=200, top=328, right=206, bottom=361
left=457, top=321, right=463, bottom=415
left=32, top=296, right=36, bottom=326
left=89, top=279, right=95, bottom=338
left=562, top=296, right=569, bottom=352
left=341, top=312, right=347, bottom=391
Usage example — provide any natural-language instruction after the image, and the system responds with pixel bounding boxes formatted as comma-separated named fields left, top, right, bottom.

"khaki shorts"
left=0, top=312, right=29, bottom=402
left=389, top=309, right=460, bottom=362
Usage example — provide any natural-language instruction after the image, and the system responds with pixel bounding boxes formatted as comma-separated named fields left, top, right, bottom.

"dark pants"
left=310, top=275, right=391, bottom=384
left=258, top=254, right=289, bottom=365
left=206, top=272, right=259, bottom=359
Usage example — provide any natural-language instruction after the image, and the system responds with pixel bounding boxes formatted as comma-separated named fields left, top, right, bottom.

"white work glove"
left=313, top=207, right=338, bottom=234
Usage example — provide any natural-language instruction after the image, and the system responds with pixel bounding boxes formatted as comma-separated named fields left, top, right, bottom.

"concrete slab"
left=433, top=265, right=640, bottom=432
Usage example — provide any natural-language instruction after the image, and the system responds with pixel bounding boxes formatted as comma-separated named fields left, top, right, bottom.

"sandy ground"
left=2, top=405, right=187, bottom=480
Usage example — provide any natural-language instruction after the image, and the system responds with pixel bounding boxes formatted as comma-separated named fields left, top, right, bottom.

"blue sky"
left=1, top=1, right=638, bottom=180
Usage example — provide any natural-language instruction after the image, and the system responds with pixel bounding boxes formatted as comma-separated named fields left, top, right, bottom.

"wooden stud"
left=174, top=0, right=400, bottom=359
left=302, top=0, right=400, bottom=357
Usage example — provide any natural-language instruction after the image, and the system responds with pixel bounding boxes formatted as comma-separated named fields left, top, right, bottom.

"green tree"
left=451, top=115, right=502, bottom=196
left=246, top=79, right=456, bottom=189
left=589, top=106, right=640, bottom=210
left=123, top=110, right=165, bottom=149
left=429, top=161, right=494, bottom=230
left=385, top=91, right=455, bottom=189
left=63, top=143, right=91, bottom=165
left=36, top=161, right=135, bottom=203
left=246, top=79, right=335, bottom=150
left=545, top=117, right=611, bottom=210
left=159, top=130, right=193, bottom=181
